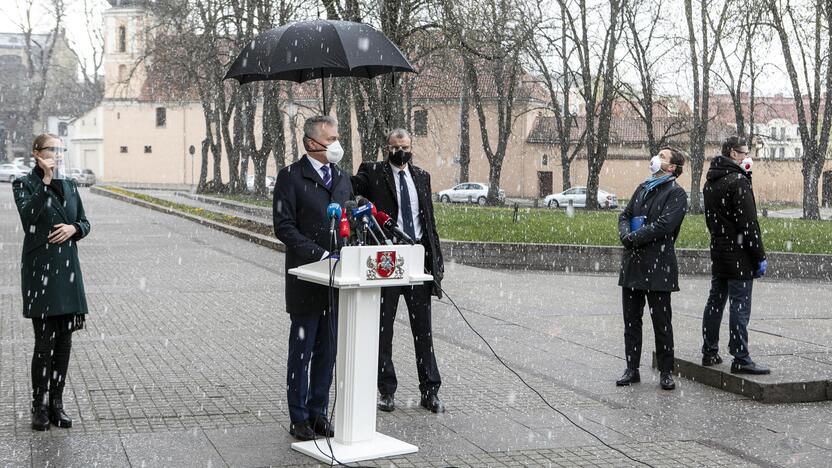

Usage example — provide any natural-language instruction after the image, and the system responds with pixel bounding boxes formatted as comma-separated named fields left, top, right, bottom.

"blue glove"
left=757, top=259, right=767, bottom=276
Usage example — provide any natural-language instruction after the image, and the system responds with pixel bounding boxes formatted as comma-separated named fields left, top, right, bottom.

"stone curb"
left=652, top=352, right=831, bottom=404
left=90, top=186, right=284, bottom=253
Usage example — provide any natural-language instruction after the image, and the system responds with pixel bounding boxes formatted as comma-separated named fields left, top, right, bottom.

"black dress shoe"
left=48, top=399, right=73, bottom=428
left=731, top=361, right=771, bottom=375
left=310, top=415, right=334, bottom=437
left=289, top=420, right=317, bottom=441
left=31, top=404, right=50, bottom=431
left=420, top=394, right=445, bottom=413
left=660, top=372, right=676, bottom=390
left=615, top=368, right=640, bottom=386
left=701, top=354, right=723, bottom=366
left=377, top=394, right=395, bottom=412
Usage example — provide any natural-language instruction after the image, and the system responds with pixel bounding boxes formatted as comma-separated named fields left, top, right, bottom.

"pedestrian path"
left=1, top=187, right=830, bottom=467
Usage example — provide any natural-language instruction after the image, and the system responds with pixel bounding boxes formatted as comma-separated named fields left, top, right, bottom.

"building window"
left=795, top=147, right=802, bottom=159
left=156, top=107, right=166, bottom=128
left=58, top=122, right=68, bottom=136
left=118, top=25, right=127, bottom=52
left=120, top=146, right=128, bottom=153
left=541, top=154, right=549, bottom=166
left=118, top=64, right=127, bottom=81
left=144, top=145, right=152, bottom=153
left=779, top=147, right=785, bottom=159
left=769, top=147, right=776, bottom=159
left=780, top=127, right=786, bottom=139
left=413, top=109, right=428, bottom=136
left=770, top=127, right=777, bottom=139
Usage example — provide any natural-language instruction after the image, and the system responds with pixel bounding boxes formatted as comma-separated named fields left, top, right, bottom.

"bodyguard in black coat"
left=700, top=137, right=770, bottom=375
left=273, top=116, right=352, bottom=441
left=616, top=147, right=688, bottom=390
left=350, top=128, right=445, bottom=414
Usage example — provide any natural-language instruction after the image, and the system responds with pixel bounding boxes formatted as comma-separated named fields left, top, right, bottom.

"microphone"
left=344, top=200, right=360, bottom=245
left=339, top=211, right=350, bottom=240
left=326, top=203, right=342, bottom=233
left=352, top=200, right=391, bottom=245
left=374, top=210, right=415, bottom=245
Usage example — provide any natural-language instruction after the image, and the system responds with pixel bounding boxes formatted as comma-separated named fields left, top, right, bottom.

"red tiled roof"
left=527, top=115, right=736, bottom=145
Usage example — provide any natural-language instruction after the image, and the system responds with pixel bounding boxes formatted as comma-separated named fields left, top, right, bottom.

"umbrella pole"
left=321, top=69, right=327, bottom=114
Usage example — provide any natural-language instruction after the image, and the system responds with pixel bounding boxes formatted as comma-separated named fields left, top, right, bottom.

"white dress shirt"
left=390, top=162, right=423, bottom=241
left=305, top=154, right=331, bottom=184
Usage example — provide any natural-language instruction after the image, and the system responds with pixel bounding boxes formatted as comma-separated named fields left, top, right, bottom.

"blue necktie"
left=398, top=171, right=416, bottom=240
left=321, top=164, right=331, bottom=188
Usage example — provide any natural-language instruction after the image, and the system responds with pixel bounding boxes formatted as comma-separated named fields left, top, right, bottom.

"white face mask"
left=649, top=155, right=663, bottom=174
left=740, top=157, right=753, bottom=172
left=325, top=140, right=344, bottom=164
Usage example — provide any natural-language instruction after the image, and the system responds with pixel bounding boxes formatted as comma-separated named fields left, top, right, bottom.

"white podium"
left=288, top=244, right=432, bottom=464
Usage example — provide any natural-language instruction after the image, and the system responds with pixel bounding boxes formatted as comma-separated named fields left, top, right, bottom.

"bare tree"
left=561, top=0, right=627, bottom=209
left=619, top=0, right=688, bottom=158
left=441, top=0, right=534, bottom=205
left=528, top=0, right=585, bottom=191
left=767, top=0, right=832, bottom=219
left=11, top=0, right=68, bottom=164
left=684, top=0, right=731, bottom=213
left=712, top=0, right=768, bottom=146
left=458, top=54, right=472, bottom=183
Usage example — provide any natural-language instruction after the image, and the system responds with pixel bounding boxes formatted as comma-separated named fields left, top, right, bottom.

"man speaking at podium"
left=351, top=128, right=446, bottom=413
left=273, top=115, right=352, bottom=441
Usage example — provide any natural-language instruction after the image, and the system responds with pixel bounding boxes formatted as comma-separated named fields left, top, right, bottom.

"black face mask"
left=388, top=149, right=412, bottom=166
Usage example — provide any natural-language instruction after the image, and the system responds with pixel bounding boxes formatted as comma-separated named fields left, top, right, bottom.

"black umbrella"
left=224, top=19, right=415, bottom=110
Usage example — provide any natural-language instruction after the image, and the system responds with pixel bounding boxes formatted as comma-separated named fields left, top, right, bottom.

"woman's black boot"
left=31, top=403, right=50, bottom=431
left=48, top=399, right=73, bottom=428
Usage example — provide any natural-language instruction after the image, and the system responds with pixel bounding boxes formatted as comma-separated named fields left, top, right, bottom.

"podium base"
left=291, top=432, right=418, bottom=464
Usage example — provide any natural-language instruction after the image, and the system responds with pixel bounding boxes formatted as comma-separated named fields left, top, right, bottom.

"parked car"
left=67, top=168, right=96, bottom=186
left=543, top=186, right=618, bottom=209
left=0, top=163, right=29, bottom=183
left=437, top=182, right=506, bottom=205
left=246, top=174, right=275, bottom=193
left=12, top=157, right=35, bottom=169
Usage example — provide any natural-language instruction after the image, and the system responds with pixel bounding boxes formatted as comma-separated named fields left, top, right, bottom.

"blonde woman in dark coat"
left=12, top=133, right=91, bottom=431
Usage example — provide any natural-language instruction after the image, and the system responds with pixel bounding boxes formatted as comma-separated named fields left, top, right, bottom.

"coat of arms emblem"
left=366, top=251, right=405, bottom=279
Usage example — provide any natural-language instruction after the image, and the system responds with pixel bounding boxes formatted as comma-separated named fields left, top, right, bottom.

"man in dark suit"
left=273, top=115, right=352, bottom=441
left=351, top=128, right=445, bottom=413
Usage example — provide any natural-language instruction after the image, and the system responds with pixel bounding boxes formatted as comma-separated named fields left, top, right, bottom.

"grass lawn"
left=433, top=204, right=832, bottom=254
left=139, top=189, right=830, bottom=254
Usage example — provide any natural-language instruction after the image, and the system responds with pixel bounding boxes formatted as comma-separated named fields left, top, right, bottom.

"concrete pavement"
left=1, top=186, right=831, bottom=467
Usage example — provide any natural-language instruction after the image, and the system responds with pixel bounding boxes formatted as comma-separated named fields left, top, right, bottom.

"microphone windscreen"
left=374, top=211, right=391, bottom=225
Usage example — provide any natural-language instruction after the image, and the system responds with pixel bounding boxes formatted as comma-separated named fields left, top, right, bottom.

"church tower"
left=103, top=0, right=152, bottom=99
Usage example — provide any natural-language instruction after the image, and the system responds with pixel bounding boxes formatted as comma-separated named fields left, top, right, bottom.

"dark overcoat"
left=13, top=169, right=91, bottom=318
left=703, top=156, right=766, bottom=279
left=351, top=161, right=444, bottom=297
left=618, top=179, right=687, bottom=292
left=273, top=156, right=352, bottom=317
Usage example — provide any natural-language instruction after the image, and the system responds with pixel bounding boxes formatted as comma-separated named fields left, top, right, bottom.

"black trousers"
left=31, top=317, right=74, bottom=406
left=378, top=284, right=441, bottom=396
left=622, top=288, right=675, bottom=372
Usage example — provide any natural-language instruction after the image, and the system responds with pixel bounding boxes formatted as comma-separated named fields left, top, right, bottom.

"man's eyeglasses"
left=389, top=145, right=410, bottom=151
left=37, top=147, right=65, bottom=153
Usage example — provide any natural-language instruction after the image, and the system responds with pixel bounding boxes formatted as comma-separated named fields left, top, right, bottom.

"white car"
left=246, top=174, right=275, bottom=193
left=67, top=168, right=96, bottom=186
left=544, top=186, right=618, bottom=209
left=0, top=163, right=29, bottom=183
left=437, top=182, right=506, bottom=205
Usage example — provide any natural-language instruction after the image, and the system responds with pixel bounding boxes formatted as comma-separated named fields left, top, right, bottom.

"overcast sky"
left=0, top=0, right=796, bottom=99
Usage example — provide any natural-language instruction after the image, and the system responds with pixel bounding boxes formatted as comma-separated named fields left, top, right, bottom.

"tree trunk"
left=458, top=56, right=471, bottom=183
left=336, top=79, right=354, bottom=173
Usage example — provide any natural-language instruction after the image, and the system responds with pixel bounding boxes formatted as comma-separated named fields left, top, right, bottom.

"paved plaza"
left=1, top=187, right=831, bottom=467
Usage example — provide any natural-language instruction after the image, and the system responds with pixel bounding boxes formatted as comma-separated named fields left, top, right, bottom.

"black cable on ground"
left=439, top=286, right=656, bottom=468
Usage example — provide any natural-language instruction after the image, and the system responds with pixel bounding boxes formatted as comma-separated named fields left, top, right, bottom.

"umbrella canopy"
left=224, top=20, right=415, bottom=86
